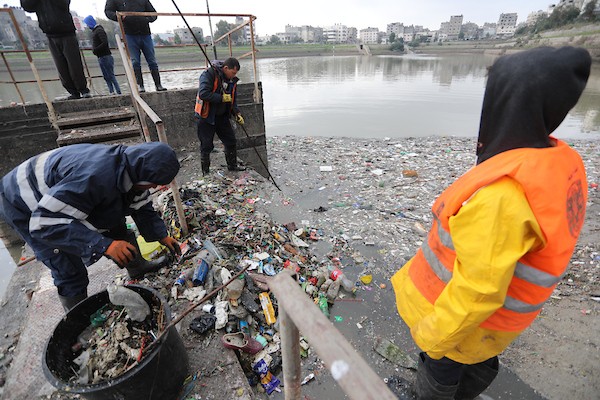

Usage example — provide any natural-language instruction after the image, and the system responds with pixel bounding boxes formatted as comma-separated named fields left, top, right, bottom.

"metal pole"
left=155, top=122, right=188, bottom=236
left=248, top=17, right=261, bottom=103
left=1, top=52, right=26, bottom=105
left=5, top=8, right=58, bottom=129
left=206, top=0, right=218, bottom=60
left=280, top=307, right=302, bottom=400
left=115, top=33, right=151, bottom=142
left=79, top=48, right=95, bottom=93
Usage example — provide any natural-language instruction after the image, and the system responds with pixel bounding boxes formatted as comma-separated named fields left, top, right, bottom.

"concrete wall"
left=0, top=82, right=268, bottom=177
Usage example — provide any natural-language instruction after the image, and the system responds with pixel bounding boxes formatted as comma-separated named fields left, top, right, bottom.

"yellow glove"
left=236, top=114, right=244, bottom=125
left=222, top=93, right=232, bottom=103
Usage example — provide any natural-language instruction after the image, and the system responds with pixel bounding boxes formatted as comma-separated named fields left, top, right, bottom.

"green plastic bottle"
left=318, top=293, right=330, bottom=317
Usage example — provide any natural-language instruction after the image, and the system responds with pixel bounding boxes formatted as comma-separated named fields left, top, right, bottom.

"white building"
left=497, top=13, right=518, bottom=37
left=173, top=27, right=203, bottom=44
left=359, top=27, right=379, bottom=44
left=440, top=15, right=463, bottom=39
left=526, top=10, right=548, bottom=25
left=387, top=22, right=404, bottom=36
left=323, top=23, right=349, bottom=43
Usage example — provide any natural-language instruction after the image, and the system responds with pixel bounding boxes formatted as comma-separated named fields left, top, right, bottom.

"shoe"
left=151, top=69, right=167, bottom=91
left=134, top=66, right=145, bottom=93
left=58, top=291, right=88, bottom=312
left=201, top=153, right=210, bottom=175
left=80, top=90, right=92, bottom=98
left=221, top=332, right=263, bottom=354
left=66, top=93, right=81, bottom=100
left=224, top=147, right=246, bottom=172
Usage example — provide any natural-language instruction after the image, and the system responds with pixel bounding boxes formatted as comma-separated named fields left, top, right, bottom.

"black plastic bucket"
left=43, top=285, right=189, bottom=400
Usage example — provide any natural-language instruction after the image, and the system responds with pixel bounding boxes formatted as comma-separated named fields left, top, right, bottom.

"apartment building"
left=497, top=13, right=518, bottom=37
left=359, top=27, right=379, bottom=44
left=173, top=27, right=203, bottom=44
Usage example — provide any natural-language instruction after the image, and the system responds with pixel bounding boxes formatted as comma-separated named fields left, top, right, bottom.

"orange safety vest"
left=194, top=74, right=236, bottom=119
left=408, top=139, right=587, bottom=332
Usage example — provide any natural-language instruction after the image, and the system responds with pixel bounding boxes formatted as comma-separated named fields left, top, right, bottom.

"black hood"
left=476, top=46, right=591, bottom=164
left=123, top=142, right=180, bottom=185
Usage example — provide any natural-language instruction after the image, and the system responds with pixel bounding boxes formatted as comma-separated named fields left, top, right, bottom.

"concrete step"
left=56, top=121, right=142, bottom=146
left=56, top=106, right=137, bottom=129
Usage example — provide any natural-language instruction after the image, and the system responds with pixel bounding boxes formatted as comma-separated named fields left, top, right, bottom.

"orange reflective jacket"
left=408, top=139, right=587, bottom=332
left=194, top=75, right=236, bottom=119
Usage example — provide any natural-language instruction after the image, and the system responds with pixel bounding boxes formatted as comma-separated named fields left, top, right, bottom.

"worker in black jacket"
left=20, top=0, right=91, bottom=100
left=105, top=0, right=166, bottom=92
left=83, top=16, right=121, bottom=95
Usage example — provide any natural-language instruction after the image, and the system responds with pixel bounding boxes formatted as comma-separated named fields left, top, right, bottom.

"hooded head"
left=476, top=46, right=591, bottom=164
left=83, top=15, right=97, bottom=30
left=123, top=142, right=180, bottom=187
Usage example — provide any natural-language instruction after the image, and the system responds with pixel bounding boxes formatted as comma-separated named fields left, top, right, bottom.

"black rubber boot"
left=415, top=354, right=459, bottom=400
left=58, top=291, right=88, bottom=312
left=133, top=66, right=145, bottom=93
left=454, top=357, right=499, bottom=400
left=201, top=153, right=211, bottom=175
left=225, top=147, right=246, bottom=172
left=151, top=69, right=167, bottom=91
left=124, top=230, right=168, bottom=279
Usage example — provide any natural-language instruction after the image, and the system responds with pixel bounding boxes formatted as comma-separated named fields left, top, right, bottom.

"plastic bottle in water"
left=329, top=268, right=355, bottom=293
left=107, top=284, right=150, bottom=322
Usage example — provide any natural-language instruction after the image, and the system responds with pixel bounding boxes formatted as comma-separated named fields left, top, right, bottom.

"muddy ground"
left=237, top=135, right=598, bottom=400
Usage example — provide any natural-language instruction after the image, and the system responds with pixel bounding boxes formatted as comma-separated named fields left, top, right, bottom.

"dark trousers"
left=47, top=34, right=88, bottom=95
left=98, top=55, right=121, bottom=94
left=422, top=352, right=499, bottom=386
left=196, top=114, right=237, bottom=155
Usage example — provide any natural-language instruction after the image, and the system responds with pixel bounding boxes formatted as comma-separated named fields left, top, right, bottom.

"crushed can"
left=192, top=259, right=210, bottom=286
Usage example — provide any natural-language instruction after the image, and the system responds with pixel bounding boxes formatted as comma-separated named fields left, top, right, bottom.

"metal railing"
left=269, top=271, right=397, bottom=400
left=115, top=34, right=188, bottom=236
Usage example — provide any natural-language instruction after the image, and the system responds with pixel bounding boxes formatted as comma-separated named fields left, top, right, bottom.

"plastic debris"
left=374, top=338, right=418, bottom=370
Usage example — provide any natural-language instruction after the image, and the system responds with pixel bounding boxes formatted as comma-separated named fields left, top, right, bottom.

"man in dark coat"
left=83, top=15, right=121, bottom=95
left=105, top=0, right=166, bottom=92
left=20, top=0, right=91, bottom=100
left=0, top=142, right=181, bottom=311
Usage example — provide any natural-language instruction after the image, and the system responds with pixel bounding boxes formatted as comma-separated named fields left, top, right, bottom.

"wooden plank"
left=56, top=107, right=136, bottom=128
left=280, top=307, right=301, bottom=399
left=56, top=124, right=141, bottom=146
left=269, top=273, right=397, bottom=400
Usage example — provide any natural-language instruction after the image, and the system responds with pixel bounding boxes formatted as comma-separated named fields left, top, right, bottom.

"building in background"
left=0, top=6, right=45, bottom=49
left=173, top=27, right=203, bottom=44
left=359, top=27, right=379, bottom=44
left=497, top=13, right=518, bottom=37
left=387, top=22, right=404, bottom=37
left=439, top=15, right=463, bottom=40
left=526, top=10, right=548, bottom=25
left=323, top=23, right=351, bottom=44
left=482, top=22, right=497, bottom=38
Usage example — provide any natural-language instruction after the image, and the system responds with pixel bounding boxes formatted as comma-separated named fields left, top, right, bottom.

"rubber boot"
left=58, top=291, right=87, bottom=312
left=415, top=354, right=459, bottom=400
left=454, top=358, right=499, bottom=400
left=124, top=230, right=168, bottom=279
left=201, top=153, right=211, bottom=175
left=133, top=66, right=145, bottom=93
left=224, top=147, right=246, bottom=172
left=151, top=69, right=167, bottom=91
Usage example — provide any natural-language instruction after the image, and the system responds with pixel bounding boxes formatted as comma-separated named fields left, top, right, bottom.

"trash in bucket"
left=43, top=285, right=189, bottom=400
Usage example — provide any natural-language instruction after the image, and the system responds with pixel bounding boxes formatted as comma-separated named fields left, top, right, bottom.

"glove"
left=235, top=114, right=244, bottom=125
left=222, top=93, right=232, bottom=103
left=105, top=240, right=137, bottom=267
left=160, top=236, right=181, bottom=256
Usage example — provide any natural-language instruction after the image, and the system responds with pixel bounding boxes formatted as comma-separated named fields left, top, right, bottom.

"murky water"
left=1, top=52, right=599, bottom=140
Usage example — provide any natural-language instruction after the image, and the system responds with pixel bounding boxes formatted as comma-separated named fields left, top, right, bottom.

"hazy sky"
left=5, top=0, right=554, bottom=35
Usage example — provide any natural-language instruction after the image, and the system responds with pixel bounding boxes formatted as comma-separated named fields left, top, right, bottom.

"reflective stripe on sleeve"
left=514, top=262, right=565, bottom=288
left=38, top=195, right=88, bottom=220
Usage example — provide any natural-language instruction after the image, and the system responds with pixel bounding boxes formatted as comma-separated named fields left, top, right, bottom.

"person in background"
left=194, top=57, right=245, bottom=175
left=104, top=0, right=166, bottom=93
left=83, top=15, right=121, bottom=96
left=391, top=46, right=591, bottom=399
left=20, top=0, right=91, bottom=100
left=0, top=142, right=181, bottom=312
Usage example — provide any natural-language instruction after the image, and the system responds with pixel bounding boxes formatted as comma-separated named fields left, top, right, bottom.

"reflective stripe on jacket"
left=408, top=139, right=586, bottom=332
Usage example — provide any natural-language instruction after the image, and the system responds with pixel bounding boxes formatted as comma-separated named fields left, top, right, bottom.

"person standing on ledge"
left=0, top=142, right=181, bottom=312
left=20, top=0, right=91, bottom=100
left=391, top=46, right=591, bottom=399
left=194, top=57, right=246, bottom=175
left=83, top=15, right=121, bottom=95
left=105, top=0, right=166, bottom=92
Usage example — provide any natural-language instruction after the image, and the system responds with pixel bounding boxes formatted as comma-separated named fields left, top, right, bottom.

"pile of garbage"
left=119, top=171, right=374, bottom=394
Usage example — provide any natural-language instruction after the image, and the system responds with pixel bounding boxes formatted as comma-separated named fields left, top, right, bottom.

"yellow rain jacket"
left=392, top=140, right=587, bottom=364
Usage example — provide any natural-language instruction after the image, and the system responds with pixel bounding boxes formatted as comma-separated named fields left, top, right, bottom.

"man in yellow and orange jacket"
left=391, top=46, right=591, bottom=399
